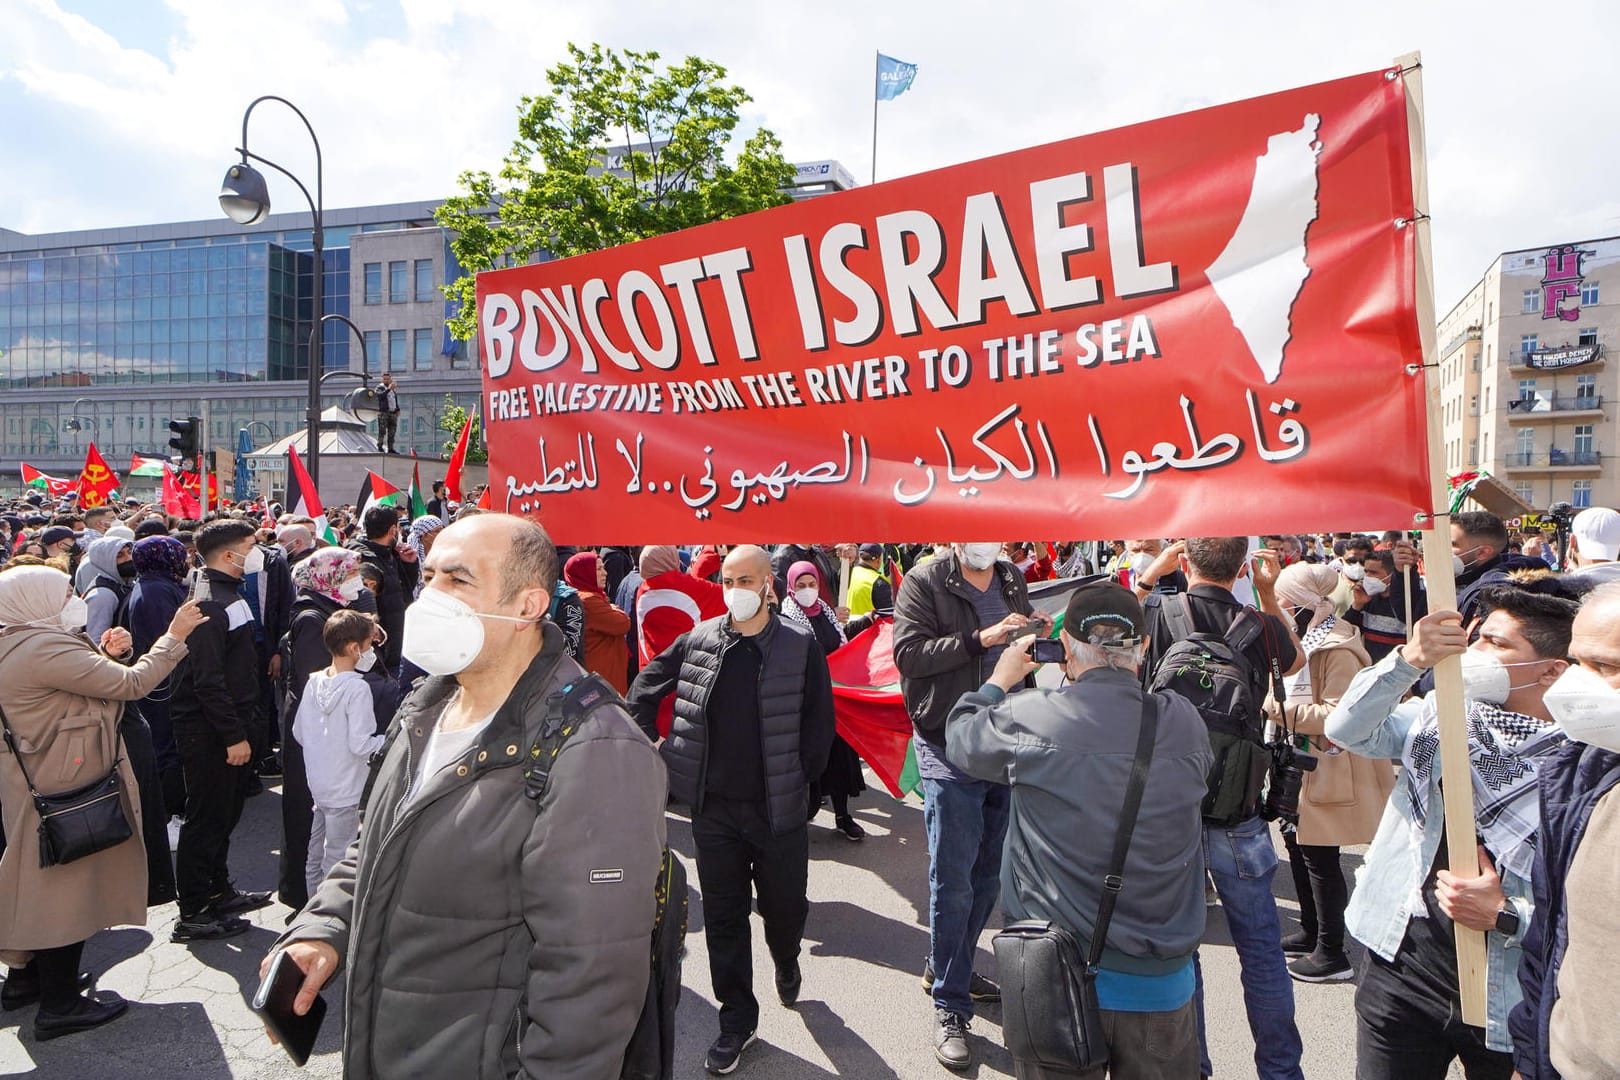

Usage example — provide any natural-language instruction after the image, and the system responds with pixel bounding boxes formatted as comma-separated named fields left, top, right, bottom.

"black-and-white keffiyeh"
left=1403, top=699, right=1567, bottom=883
left=780, top=595, right=846, bottom=647
left=1284, top=614, right=1339, bottom=700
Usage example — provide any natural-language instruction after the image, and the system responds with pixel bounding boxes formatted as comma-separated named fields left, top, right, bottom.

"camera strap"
left=1085, top=692, right=1159, bottom=977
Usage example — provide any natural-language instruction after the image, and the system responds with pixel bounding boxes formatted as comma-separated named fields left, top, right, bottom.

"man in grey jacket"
left=948, top=580, right=1212, bottom=1079
left=266, top=514, right=668, bottom=1080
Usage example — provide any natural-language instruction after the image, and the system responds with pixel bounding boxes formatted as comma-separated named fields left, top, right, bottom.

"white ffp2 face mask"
left=59, top=595, right=88, bottom=630
left=792, top=587, right=819, bottom=609
left=402, top=587, right=535, bottom=676
left=725, top=586, right=765, bottom=622
left=1361, top=576, right=1388, bottom=598
left=1460, top=649, right=1552, bottom=705
left=958, top=543, right=1001, bottom=571
left=1545, top=664, right=1620, bottom=752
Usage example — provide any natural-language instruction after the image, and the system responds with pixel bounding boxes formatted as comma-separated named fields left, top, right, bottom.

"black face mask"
left=118, top=563, right=137, bottom=579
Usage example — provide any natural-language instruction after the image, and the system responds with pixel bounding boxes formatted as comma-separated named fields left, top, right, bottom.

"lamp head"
left=220, top=161, right=271, bottom=225
left=342, top=385, right=382, bottom=422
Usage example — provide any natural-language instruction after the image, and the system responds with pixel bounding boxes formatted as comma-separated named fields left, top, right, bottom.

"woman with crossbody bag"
left=0, top=565, right=204, bottom=1040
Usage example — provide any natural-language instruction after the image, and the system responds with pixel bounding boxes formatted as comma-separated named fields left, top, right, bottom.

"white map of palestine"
left=1205, top=114, right=1323, bottom=384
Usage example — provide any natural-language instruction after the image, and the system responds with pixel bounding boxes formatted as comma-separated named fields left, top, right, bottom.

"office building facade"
left=1438, top=236, right=1617, bottom=511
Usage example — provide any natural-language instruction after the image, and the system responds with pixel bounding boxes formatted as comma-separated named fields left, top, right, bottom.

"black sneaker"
left=256, top=754, right=283, bottom=779
left=34, top=991, right=127, bottom=1041
left=933, top=1009, right=971, bottom=1070
left=775, top=960, right=801, bottom=1007
left=210, top=888, right=273, bottom=917
left=705, top=1030, right=756, bottom=1075
left=1288, top=949, right=1354, bottom=983
left=171, top=912, right=251, bottom=943
left=920, top=963, right=1000, bottom=1002
left=834, top=815, right=866, bottom=841
left=1281, top=929, right=1316, bottom=956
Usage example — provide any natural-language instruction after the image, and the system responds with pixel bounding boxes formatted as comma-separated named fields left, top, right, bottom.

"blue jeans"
left=1194, top=816, right=1304, bottom=1080
left=921, top=776, right=1010, bottom=1017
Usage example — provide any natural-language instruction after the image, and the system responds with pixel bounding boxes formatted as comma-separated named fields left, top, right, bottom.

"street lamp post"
left=220, top=95, right=325, bottom=491
left=64, top=396, right=99, bottom=452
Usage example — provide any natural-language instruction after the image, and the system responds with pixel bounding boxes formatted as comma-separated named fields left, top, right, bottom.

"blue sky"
left=4, top=0, right=1618, bottom=307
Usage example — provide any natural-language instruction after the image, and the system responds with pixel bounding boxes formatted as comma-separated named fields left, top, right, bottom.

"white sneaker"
left=167, top=816, right=183, bottom=852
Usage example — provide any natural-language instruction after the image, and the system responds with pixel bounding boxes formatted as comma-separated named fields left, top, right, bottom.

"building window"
left=1522, top=289, right=1540, bottom=314
left=414, top=260, right=434, bottom=303
left=1574, top=424, right=1594, bottom=454
left=1514, top=480, right=1534, bottom=504
left=1579, top=327, right=1598, bottom=346
left=1573, top=480, right=1593, bottom=509
left=1518, top=379, right=1537, bottom=401
left=1516, top=429, right=1535, bottom=462
left=1577, top=373, right=1597, bottom=401
left=388, top=329, right=406, bottom=371
left=363, top=262, right=381, bottom=305
left=1468, top=394, right=1477, bottom=416
left=389, top=261, right=408, bottom=304
left=1521, top=334, right=1538, bottom=357
left=1582, top=280, right=1600, bottom=305
left=363, top=330, right=381, bottom=373
left=413, top=328, right=433, bottom=370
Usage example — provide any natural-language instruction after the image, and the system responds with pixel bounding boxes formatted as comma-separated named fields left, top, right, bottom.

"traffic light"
left=168, top=416, right=201, bottom=465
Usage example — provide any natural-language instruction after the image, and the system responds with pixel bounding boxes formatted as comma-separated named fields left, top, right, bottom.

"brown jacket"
left=579, top=589, right=632, bottom=694
left=0, top=625, right=187, bottom=953
left=1268, top=623, right=1395, bottom=847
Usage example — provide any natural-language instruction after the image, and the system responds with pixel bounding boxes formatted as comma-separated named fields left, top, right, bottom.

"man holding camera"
left=946, top=581, right=1213, bottom=1078
left=1139, top=536, right=1305, bottom=1080
left=1326, top=587, right=1576, bottom=1080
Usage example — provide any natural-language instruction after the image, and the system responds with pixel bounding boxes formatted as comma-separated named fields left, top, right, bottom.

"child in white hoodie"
left=292, top=609, right=387, bottom=894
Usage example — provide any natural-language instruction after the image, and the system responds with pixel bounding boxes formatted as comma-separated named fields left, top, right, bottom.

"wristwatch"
left=1494, top=905, right=1520, bottom=936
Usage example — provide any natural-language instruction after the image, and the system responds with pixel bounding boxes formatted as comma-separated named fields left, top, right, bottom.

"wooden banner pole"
left=1398, top=49, right=1489, bottom=1028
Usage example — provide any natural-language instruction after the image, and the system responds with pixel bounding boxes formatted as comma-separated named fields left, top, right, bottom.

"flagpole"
left=871, top=50, right=880, bottom=186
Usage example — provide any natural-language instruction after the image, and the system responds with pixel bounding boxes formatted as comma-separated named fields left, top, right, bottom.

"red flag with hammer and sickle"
left=76, top=443, right=120, bottom=509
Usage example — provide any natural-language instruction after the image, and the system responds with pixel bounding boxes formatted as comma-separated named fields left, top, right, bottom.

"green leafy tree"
left=436, top=394, right=487, bottom=464
left=436, top=43, right=795, bottom=341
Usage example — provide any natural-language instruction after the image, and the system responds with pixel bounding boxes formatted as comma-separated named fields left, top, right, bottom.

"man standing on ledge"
left=375, top=372, right=401, bottom=454
left=628, top=544, right=836, bottom=1076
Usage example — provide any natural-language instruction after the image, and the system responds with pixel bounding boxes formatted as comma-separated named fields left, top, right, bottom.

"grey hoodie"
left=81, top=536, right=132, bottom=643
left=947, top=666, right=1213, bottom=975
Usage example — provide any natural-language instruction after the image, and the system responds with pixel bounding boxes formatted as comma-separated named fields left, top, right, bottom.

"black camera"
left=1260, top=738, right=1318, bottom=826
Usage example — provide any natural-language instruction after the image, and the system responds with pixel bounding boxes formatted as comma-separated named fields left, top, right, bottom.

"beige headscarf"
left=639, top=545, right=681, bottom=579
left=1274, top=563, right=1339, bottom=631
left=0, top=565, right=73, bottom=629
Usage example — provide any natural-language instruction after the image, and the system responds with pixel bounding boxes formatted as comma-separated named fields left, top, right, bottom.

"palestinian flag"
left=826, top=620, right=919, bottom=798
left=129, top=454, right=166, bottom=477
left=408, top=461, right=428, bottom=519
left=20, top=463, right=76, bottom=496
left=1027, top=574, right=1102, bottom=637
left=356, top=471, right=404, bottom=518
left=285, top=446, right=335, bottom=544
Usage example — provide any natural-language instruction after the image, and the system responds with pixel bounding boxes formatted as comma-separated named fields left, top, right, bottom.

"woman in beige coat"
left=0, top=565, right=203, bottom=1040
left=1269, top=563, right=1397, bottom=984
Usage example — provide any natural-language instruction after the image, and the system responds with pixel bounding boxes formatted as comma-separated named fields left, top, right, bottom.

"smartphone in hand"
left=253, top=949, right=326, bottom=1067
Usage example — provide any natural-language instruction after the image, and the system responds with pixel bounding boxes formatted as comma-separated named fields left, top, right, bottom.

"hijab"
left=786, top=561, right=827, bottom=614
left=293, top=547, right=362, bottom=605
left=564, top=551, right=602, bottom=594
left=1274, top=563, right=1339, bottom=633
left=639, top=545, right=681, bottom=579
left=0, top=565, right=72, bottom=628
left=780, top=560, right=844, bottom=647
left=133, top=536, right=189, bottom=583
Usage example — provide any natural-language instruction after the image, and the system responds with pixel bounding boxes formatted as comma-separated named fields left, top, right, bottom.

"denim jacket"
left=1326, top=648, right=1534, bottom=1054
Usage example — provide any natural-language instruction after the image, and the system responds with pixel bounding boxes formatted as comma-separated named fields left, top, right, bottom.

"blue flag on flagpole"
left=875, top=54, right=917, bottom=101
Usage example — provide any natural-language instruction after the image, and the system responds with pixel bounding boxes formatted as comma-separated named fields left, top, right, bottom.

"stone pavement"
left=0, top=775, right=1439, bottom=1079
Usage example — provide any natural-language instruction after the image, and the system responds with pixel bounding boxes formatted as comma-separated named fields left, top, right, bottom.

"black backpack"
left=1146, top=594, right=1279, bottom=825
left=523, top=673, right=686, bottom=1080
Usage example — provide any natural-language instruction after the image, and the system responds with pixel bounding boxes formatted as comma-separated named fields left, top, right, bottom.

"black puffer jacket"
left=892, top=553, right=1034, bottom=746
left=627, top=613, right=836, bottom=836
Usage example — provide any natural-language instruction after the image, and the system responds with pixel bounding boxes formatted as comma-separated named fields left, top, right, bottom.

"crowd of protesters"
left=0, top=485, right=1614, bottom=1080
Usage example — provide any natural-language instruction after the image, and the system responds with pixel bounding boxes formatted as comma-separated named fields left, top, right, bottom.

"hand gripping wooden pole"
left=1398, top=49, right=1489, bottom=1028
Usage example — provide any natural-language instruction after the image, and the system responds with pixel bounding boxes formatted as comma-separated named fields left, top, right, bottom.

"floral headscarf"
left=292, top=547, right=362, bottom=604
left=132, top=536, right=189, bottom=583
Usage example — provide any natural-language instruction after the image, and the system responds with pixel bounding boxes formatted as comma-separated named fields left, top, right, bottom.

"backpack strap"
left=523, top=672, right=621, bottom=803
left=1162, top=592, right=1197, bottom=643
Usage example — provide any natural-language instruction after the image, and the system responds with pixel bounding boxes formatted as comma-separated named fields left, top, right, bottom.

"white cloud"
left=2, top=0, right=1618, bottom=308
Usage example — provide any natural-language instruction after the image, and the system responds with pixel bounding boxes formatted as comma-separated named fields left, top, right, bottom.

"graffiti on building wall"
left=1542, top=245, right=1595, bottom=322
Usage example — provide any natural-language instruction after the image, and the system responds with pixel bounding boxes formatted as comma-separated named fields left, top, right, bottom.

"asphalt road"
left=0, top=774, right=1448, bottom=1079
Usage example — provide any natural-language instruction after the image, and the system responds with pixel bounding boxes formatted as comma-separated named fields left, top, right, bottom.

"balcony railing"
left=1506, top=393, right=1604, bottom=414
left=1504, top=450, right=1602, bottom=467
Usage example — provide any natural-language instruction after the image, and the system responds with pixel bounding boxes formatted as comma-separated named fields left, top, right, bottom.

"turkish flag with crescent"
left=75, top=444, right=120, bottom=509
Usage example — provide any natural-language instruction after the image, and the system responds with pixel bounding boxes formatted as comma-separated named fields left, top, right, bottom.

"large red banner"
left=476, top=68, right=1430, bottom=543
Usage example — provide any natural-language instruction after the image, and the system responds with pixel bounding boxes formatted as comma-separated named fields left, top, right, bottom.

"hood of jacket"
left=314, top=669, right=364, bottom=714
left=84, top=535, right=131, bottom=587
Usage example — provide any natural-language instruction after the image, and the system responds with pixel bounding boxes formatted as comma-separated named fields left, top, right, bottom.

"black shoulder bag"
left=993, top=691, right=1159, bottom=1072
left=0, top=703, right=134, bottom=868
